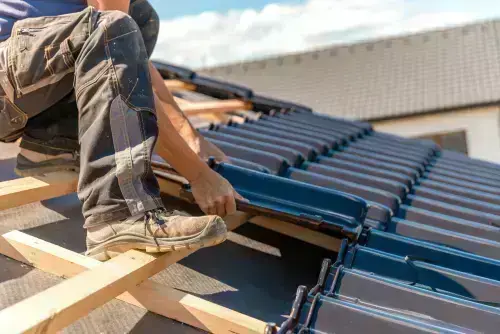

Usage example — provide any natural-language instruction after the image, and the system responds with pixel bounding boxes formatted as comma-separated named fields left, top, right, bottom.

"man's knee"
left=98, top=10, right=141, bottom=39
left=129, top=0, right=160, bottom=57
left=95, top=10, right=147, bottom=58
left=141, top=8, right=159, bottom=57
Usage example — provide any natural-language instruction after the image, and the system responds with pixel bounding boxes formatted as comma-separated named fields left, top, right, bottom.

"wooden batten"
left=181, top=99, right=252, bottom=116
left=0, top=213, right=273, bottom=334
left=250, top=216, right=341, bottom=252
left=164, top=80, right=196, bottom=91
left=173, top=96, right=191, bottom=105
left=0, top=248, right=194, bottom=333
left=0, top=169, right=183, bottom=212
left=0, top=172, right=78, bottom=211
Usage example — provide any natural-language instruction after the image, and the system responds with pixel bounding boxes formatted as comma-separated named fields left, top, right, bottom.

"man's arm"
left=148, top=62, right=229, bottom=162
left=148, top=63, right=196, bottom=140
left=154, top=95, right=244, bottom=216
left=86, top=0, right=242, bottom=216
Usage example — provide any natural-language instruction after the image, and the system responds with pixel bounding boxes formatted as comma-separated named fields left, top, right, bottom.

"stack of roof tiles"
left=155, top=61, right=500, bottom=333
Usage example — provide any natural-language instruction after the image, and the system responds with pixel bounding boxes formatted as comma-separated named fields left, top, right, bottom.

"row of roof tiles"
left=155, top=61, right=500, bottom=333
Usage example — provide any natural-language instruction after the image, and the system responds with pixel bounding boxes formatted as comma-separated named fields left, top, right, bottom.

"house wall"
left=371, top=106, right=500, bottom=163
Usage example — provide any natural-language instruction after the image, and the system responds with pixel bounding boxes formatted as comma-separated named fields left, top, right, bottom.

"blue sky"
left=148, top=0, right=305, bottom=20
left=149, top=0, right=500, bottom=68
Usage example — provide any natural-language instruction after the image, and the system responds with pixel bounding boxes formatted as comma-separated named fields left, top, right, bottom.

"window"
left=418, top=130, right=468, bottom=154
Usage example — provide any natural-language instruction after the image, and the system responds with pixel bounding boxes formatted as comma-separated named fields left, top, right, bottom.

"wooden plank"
left=181, top=99, right=252, bottom=116
left=0, top=248, right=196, bottom=333
left=0, top=213, right=270, bottom=334
left=0, top=172, right=78, bottom=211
left=197, top=112, right=232, bottom=124
left=0, top=169, right=182, bottom=212
left=250, top=216, right=341, bottom=252
left=173, top=96, right=192, bottom=105
left=164, top=79, right=196, bottom=91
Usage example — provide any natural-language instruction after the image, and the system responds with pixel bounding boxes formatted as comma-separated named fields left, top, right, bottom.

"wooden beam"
left=164, top=80, right=196, bottom=91
left=163, top=79, right=254, bottom=116
left=250, top=216, right=341, bottom=252
left=173, top=96, right=191, bottom=105
left=0, top=213, right=271, bottom=334
left=0, top=248, right=197, bottom=333
left=197, top=112, right=232, bottom=124
left=0, top=169, right=182, bottom=211
left=0, top=172, right=78, bottom=211
left=181, top=99, right=252, bottom=116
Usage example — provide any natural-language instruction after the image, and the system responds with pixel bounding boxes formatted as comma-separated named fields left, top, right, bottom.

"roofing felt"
left=157, top=61, right=500, bottom=333
left=198, top=19, right=500, bottom=121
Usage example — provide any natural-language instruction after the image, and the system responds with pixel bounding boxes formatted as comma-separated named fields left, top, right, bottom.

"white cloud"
left=151, top=0, right=480, bottom=68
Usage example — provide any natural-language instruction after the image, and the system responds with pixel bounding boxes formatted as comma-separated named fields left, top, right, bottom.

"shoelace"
left=145, top=208, right=174, bottom=226
left=144, top=208, right=176, bottom=247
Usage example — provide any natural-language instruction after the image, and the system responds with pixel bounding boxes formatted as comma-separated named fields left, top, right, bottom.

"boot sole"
left=87, top=219, right=227, bottom=261
left=14, top=165, right=80, bottom=177
left=89, top=234, right=227, bottom=261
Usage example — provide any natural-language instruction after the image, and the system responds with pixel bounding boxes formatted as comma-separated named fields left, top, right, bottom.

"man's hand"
left=186, top=135, right=229, bottom=162
left=190, top=168, right=246, bottom=217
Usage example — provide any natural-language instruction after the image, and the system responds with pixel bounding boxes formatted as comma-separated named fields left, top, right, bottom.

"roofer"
left=0, top=0, right=244, bottom=260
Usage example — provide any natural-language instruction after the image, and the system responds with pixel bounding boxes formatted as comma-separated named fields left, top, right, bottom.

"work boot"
left=14, top=148, right=79, bottom=177
left=85, top=208, right=227, bottom=260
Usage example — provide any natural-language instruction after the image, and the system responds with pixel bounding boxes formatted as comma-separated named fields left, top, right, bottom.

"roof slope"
left=1, top=59, right=500, bottom=332
left=155, top=61, right=500, bottom=332
left=200, top=20, right=500, bottom=120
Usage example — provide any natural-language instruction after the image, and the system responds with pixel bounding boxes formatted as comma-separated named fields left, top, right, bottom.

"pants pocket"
left=9, top=8, right=92, bottom=97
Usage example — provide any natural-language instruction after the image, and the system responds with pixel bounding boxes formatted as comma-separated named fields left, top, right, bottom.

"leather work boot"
left=14, top=148, right=79, bottom=177
left=85, top=209, right=228, bottom=260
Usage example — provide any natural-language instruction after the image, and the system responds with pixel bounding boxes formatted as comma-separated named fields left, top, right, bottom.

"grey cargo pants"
left=16, top=0, right=160, bottom=156
left=0, top=6, right=164, bottom=227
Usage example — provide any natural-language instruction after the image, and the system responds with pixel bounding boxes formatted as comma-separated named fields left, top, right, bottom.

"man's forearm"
left=149, top=62, right=230, bottom=162
left=148, top=62, right=199, bottom=142
left=153, top=94, right=210, bottom=182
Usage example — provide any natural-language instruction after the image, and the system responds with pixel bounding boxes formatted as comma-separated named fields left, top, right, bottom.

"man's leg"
left=14, top=94, right=80, bottom=175
left=15, top=0, right=160, bottom=176
left=2, top=8, right=226, bottom=259
left=129, top=0, right=159, bottom=57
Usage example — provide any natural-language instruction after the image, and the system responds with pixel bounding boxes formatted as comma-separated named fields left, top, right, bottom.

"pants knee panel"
left=129, top=0, right=159, bottom=58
